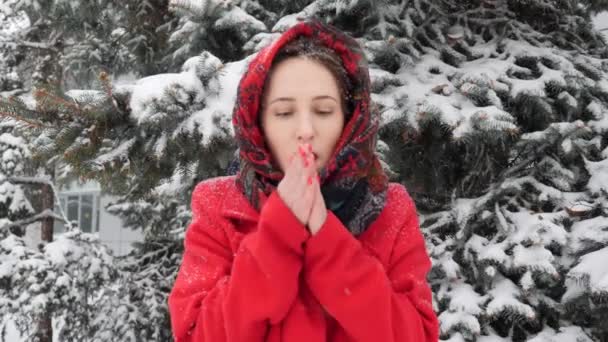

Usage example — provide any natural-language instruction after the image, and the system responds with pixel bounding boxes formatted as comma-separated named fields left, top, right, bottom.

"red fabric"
left=168, top=176, right=439, bottom=341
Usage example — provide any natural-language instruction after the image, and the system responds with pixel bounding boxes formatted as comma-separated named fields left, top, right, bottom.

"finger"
left=292, top=146, right=309, bottom=197
left=297, top=144, right=314, bottom=180
left=293, top=147, right=313, bottom=208
left=314, top=174, right=325, bottom=208
left=304, top=177, right=316, bottom=224
left=282, top=152, right=297, bottom=189
left=300, top=145, right=315, bottom=179
left=301, top=154, right=317, bottom=198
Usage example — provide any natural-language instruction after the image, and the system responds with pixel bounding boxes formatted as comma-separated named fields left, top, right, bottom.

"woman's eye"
left=317, top=110, right=333, bottom=115
left=276, top=112, right=292, bottom=117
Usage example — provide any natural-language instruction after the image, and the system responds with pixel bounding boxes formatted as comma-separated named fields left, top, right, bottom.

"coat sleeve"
left=303, top=186, right=439, bottom=342
left=168, top=182, right=311, bottom=341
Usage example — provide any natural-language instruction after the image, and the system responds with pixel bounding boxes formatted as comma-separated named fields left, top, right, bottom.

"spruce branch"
left=0, top=39, right=59, bottom=51
left=0, top=209, right=66, bottom=232
left=0, top=111, right=45, bottom=128
left=0, top=99, right=51, bottom=129
left=8, top=176, right=74, bottom=231
left=33, top=88, right=84, bottom=119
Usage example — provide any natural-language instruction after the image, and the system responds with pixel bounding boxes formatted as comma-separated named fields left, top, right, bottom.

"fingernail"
left=307, top=144, right=313, bottom=153
left=307, top=176, right=313, bottom=185
left=304, top=160, right=309, bottom=167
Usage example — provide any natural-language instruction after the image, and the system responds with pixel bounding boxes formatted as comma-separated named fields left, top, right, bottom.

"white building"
left=52, top=178, right=142, bottom=257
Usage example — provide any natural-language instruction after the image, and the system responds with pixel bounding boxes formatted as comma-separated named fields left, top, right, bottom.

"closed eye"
left=276, top=112, right=292, bottom=117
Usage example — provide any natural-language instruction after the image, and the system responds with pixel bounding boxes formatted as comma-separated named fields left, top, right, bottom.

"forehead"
left=265, top=57, right=341, bottom=99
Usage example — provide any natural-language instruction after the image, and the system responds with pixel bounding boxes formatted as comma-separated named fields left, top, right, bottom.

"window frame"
left=55, top=190, right=101, bottom=233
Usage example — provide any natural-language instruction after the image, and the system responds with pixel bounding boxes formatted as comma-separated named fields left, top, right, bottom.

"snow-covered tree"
left=0, top=96, right=122, bottom=342
left=0, top=9, right=26, bottom=95
left=0, top=0, right=180, bottom=91
left=0, top=119, right=33, bottom=238
left=166, top=0, right=268, bottom=67
left=2, top=0, right=608, bottom=340
left=0, top=229, right=119, bottom=341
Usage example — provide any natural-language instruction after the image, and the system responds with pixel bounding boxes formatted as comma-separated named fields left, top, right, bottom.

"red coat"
left=168, top=175, right=439, bottom=341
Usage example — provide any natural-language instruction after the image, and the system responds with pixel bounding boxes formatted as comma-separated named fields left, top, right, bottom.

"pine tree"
left=0, top=96, right=124, bottom=342
left=2, top=0, right=608, bottom=340
left=0, top=119, right=34, bottom=238
left=0, top=227, right=120, bottom=341
left=0, top=0, right=180, bottom=91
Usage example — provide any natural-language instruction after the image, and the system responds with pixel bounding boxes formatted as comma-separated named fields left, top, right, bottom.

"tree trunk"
left=36, top=169, right=55, bottom=342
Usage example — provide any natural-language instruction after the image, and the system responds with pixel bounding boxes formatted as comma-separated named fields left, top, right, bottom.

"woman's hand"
left=307, top=177, right=327, bottom=235
left=277, top=143, right=319, bottom=227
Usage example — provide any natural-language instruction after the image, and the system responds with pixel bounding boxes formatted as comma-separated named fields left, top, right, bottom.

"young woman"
left=168, top=19, right=439, bottom=342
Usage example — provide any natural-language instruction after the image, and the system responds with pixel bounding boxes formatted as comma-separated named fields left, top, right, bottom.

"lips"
left=298, top=145, right=318, bottom=160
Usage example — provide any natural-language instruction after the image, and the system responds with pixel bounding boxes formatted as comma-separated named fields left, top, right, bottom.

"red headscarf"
left=232, top=19, right=388, bottom=235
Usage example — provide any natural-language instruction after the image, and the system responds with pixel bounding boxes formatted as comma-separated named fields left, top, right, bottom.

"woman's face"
left=261, top=57, right=345, bottom=173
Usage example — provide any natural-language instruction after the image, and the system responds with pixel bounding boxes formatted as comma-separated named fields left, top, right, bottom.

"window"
left=54, top=192, right=101, bottom=233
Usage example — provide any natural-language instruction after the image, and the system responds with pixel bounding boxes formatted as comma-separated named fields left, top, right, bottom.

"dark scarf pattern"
left=231, top=19, right=388, bottom=236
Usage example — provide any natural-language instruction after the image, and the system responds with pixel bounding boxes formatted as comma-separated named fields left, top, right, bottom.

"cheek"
left=320, top=119, right=344, bottom=154
left=264, top=129, right=291, bottom=167
left=330, top=115, right=345, bottom=142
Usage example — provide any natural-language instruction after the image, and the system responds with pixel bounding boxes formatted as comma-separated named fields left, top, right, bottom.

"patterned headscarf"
left=231, top=19, right=388, bottom=236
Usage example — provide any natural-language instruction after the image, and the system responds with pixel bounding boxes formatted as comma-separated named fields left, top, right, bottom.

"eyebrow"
left=268, top=95, right=338, bottom=105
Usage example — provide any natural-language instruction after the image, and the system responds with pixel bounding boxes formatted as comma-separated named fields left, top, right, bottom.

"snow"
left=91, top=137, right=135, bottom=171
left=1, top=316, right=64, bottom=342
left=122, top=50, right=241, bottom=149
left=214, top=6, right=266, bottom=34
left=182, top=57, right=248, bottom=146
left=586, top=100, right=608, bottom=132
left=520, top=271, right=534, bottom=291
left=476, top=335, right=511, bottom=342
left=507, top=210, right=568, bottom=247
left=583, top=156, right=608, bottom=194
left=0, top=10, right=28, bottom=37
left=169, top=0, right=233, bottom=18
left=593, top=11, right=608, bottom=40
left=567, top=247, right=608, bottom=294
left=0, top=132, right=26, bottom=147
left=439, top=310, right=481, bottom=338
left=486, top=276, right=536, bottom=320
left=512, top=245, right=557, bottom=276
left=128, top=71, right=206, bottom=125
left=570, top=216, right=608, bottom=255
left=438, top=253, right=460, bottom=280
left=558, top=91, right=577, bottom=108
left=527, top=326, right=594, bottom=342
left=446, top=282, right=484, bottom=316
left=479, top=243, right=508, bottom=266
left=436, top=279, right=485, bottom=338
left=8, top=186, right=33, bottom=213
left=44, top=235, right=82, bottom=267
left=271, top=12, right=306, bottom=32
left=371, top=37, right=608, bottom=140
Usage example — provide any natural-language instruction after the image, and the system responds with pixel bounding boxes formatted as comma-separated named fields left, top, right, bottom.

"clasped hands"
left=277, top=143, right=327, bottom=236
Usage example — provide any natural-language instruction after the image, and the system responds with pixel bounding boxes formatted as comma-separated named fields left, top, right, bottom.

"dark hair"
left=259, top=36, right=355, bottom=124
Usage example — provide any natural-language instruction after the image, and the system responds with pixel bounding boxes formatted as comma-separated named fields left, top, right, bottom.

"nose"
left=296, top=113, right=315, bottom=142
